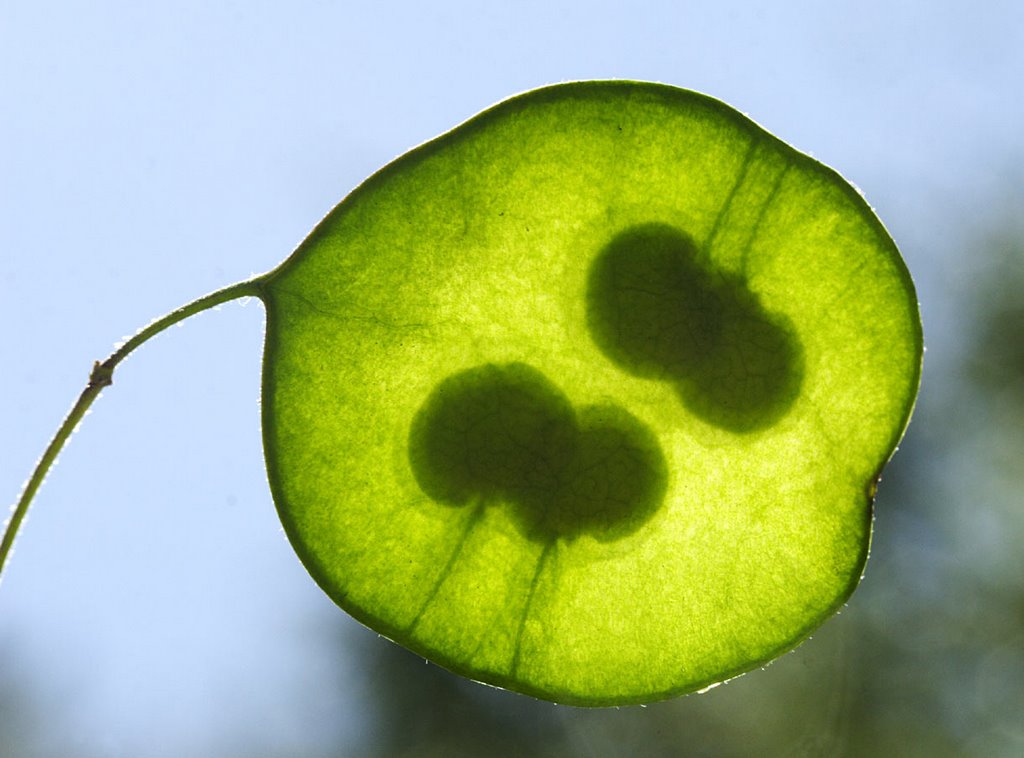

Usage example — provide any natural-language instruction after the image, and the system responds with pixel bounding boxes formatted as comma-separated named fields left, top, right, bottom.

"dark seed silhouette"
left=586, top=223, right=804, bottom=432
left=409, top=363, right=667, bottom=542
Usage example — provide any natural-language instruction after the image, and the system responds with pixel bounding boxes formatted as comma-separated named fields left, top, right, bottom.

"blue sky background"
left=2, top=2, right=1023, bottom=755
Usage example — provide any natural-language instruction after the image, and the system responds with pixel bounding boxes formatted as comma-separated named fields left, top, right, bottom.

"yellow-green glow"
left=260, top=82, right=921, bottom=705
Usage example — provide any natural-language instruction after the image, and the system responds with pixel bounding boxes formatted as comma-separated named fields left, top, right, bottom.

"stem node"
left=0, top=277, right=265, bottom=582
left=89, top=360, right=115, bottom=389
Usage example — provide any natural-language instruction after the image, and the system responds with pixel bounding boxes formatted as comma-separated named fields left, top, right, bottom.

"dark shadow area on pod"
left=408, top=363, right=667, bottom=543
left=586, top=223, right=804, bottom=432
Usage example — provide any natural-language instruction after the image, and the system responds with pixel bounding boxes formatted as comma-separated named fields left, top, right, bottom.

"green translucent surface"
left=260, top=82, right=922, bottom=704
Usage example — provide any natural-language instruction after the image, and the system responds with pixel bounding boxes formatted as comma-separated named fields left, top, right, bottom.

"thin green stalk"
left=0, top=277, right=265, bottom=582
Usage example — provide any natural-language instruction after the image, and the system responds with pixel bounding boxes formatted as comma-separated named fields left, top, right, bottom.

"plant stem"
left=0, top=277, right=266, bottom=582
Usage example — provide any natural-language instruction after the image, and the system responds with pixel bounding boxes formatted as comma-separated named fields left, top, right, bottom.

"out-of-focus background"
left=2, top=2, right=1022, bottom=756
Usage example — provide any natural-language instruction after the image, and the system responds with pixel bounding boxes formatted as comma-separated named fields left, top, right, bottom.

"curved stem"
left=0, top=277, right=266, bottom=582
